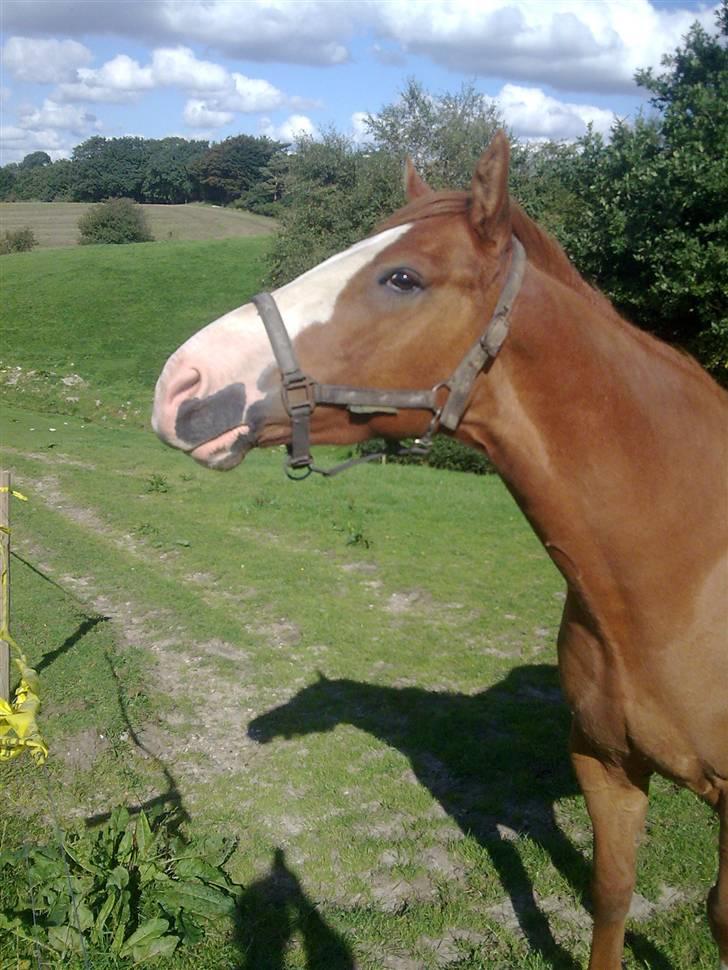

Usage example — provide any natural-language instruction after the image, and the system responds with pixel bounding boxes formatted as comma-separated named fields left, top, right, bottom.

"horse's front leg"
left=570, top=722, right=651, bottom=970
left=708, top=791, right=728, bottom=967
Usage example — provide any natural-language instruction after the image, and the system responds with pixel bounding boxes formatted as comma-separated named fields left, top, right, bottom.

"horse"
left=152, top=131, right=728, bottom=969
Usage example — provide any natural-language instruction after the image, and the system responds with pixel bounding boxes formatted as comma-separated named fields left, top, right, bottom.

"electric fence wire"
left=22, top=841, right=44, bottom=970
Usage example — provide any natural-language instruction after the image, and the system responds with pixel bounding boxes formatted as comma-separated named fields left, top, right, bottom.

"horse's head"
left=152, top=132, right=514, bottom=470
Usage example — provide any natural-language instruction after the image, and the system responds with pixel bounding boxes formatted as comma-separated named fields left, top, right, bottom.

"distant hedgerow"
left=0, top=226, right=37, bottom=254
left=358, top=435, right=495, bottom=475
left=78, top=197, right=153, bottom=245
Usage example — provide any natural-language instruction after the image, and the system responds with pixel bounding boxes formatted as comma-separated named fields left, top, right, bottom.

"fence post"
left=0, top=470, right=10, bottom=702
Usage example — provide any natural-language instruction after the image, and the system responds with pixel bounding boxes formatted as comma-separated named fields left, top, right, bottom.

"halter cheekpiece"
left=252, top=235, right=526, bottom=478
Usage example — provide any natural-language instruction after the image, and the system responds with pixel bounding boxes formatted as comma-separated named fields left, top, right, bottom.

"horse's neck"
left=463, top=264, right=727, bottom=627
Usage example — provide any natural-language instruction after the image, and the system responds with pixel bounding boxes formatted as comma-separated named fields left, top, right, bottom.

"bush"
left=78, top=197, right=153, bottom=245
left=0, top=227, right=37, bottom=254
left=358, top=435, right=494, bottom=475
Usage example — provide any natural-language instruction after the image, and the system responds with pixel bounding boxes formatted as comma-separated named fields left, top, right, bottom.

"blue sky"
left=0, top=0, right=720, bottom=164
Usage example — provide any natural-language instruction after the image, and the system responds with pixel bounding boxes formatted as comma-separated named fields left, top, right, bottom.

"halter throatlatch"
left=252, top=235, right=526, bottom=478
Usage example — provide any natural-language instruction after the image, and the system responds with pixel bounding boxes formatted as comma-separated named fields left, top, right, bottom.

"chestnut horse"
left=152, top=132, right=727, bottom=969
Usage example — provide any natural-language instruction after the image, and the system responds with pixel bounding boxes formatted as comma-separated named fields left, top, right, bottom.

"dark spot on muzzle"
left=225, top=398, right=268, bottom=456
left=175, top=383, right=247, bottom=447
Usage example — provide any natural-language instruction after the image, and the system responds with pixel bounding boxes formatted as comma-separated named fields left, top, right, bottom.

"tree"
left=19, top=151, right=51, bottom=170
left=72, top=136, right=148, bottom=201
left=268, top=132, right=402, bottom=285
left=192, top=135, right=285, bottom=204
left=142, top=137, right=209, bottom=203
left=269, top=82, right=509, bottom=287
left=0, top=164, right=18, bottom=199
left=365, top=78, right=506, bottom=189
left=560, top=3, right=728, bottom=379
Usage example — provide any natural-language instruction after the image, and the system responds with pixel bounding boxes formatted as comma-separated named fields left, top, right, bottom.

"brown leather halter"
left=252, top=236, right=526, bottom=478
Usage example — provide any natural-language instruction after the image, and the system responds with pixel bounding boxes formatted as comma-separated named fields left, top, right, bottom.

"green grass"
left=0, top=236, right=271, bottom=422
left=0, top=241, right=720, bottom=968
left=0, top=201, right=276, bottom=248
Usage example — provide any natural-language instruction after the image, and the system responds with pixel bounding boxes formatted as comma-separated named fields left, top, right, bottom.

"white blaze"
left=153, top=223, right=412, bottom=461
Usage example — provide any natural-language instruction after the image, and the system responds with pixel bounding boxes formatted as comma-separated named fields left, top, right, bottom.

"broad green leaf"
left=175, top=856, right=231, bottom=888
left=48, top=924, right=83, bottom=954
left=63, top=840, right=104, bottom=876
left=132, top=935, right=178, bottom=964
left=107, top=865, right=130, bottom=890
left=119, top=917, right=169, bottom=956
left=158, top=880, right=236, bottom=917
left=92, top=889, right=118, bottom=943
left=177, top=910, right=203, bottom=945
left=132, top=810, right=154, bottom=860
left=75, top=902, right=95, bottom=932
left=46, top=898, right=70, bottom=926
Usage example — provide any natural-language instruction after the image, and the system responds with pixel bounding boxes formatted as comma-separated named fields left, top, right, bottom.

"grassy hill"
left=0, top=201, right=276, bottom=248
left=0, top=236, right=271, bottom=424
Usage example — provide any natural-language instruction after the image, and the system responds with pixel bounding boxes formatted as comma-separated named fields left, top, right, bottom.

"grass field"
left=0, top=236, right=272, bottom=424
left=0, top=241, right=720, bottom=969
left=0, top=201, right=276, bottom=248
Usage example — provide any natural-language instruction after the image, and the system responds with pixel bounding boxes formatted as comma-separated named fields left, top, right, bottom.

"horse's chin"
left=188, top=425, right=254, bottom=470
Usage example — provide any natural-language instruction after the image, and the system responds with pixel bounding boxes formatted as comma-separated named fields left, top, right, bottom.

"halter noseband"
left=252, top=236, right=526, bottom=478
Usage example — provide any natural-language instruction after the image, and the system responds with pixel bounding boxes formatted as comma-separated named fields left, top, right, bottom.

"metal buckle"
left=282, top=374, right=315, bottom=415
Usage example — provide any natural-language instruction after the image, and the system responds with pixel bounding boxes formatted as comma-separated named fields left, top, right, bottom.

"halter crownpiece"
left=252, top=235, right=526, bottom=478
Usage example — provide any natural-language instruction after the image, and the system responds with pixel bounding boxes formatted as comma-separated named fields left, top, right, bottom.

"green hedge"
left=0, top=226, right=37, bottom=254
left=78, top=197, right=153, bottom=245
left=357, top=435, right=494, bottom=475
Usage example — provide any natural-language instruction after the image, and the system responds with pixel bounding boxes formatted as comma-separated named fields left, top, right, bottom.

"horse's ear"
left=404, top=158, right=431, bottom=201
left=470, top=130, right=511, bottom=245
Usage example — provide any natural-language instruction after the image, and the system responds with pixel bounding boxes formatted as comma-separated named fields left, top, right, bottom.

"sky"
left=0, top=0, right=720, bottom=165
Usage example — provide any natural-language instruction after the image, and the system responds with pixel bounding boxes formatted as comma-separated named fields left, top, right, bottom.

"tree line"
left=0, top=133, right=285, bottom=207
left=1, top=3, right=725, bottom=379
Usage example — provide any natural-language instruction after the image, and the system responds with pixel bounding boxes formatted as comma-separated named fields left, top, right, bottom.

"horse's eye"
left=382, top=269, right=423, bottom=293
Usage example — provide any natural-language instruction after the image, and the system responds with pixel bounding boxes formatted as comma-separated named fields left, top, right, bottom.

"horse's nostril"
left=168, top=366, right=202, bottom=407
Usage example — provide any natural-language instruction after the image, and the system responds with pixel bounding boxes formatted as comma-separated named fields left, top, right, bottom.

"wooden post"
left=0, top=470, right=10, bottom=702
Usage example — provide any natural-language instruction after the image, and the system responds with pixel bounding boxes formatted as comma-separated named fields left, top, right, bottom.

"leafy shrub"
left=78, top=197, right=153, bottom=245
left=0, top=805, right=239, bottom=962
left=0, top=227, right=37, bottom=254
left=358, top=435, right=494, bottom=475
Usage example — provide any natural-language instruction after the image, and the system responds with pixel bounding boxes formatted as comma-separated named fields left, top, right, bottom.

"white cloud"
left=2, top=36, right=92, bottom=83
left=495, top=84, right=616, bottom=140
left=3, top=96, right=102, bottom=160
left=54, top=45, right=290, bottom=123
left=226, top=73, right=285, bottom=112
left=151, top=47, right=229, bottom=91
left=2, top=1, right=719, bottom=91
left=183, top=99, right=234, bottom=129
left=2, top=0, right=353, bottom=66
left=0, top=124, right=76, bottom=163
left=372, top=0, right=719, bottom=93
left=260, top=114, right=320, bottom=142
left=57, top=54, right=154, bottom=103
left=18, top=98, right=101, bottom=136
left=350, top=111, right=373, bottom=145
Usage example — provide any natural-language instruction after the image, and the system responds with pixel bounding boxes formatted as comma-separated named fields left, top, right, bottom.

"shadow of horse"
left=249, top=665, right=672, bottom=969
left=234, top=847, right=355, bottom=970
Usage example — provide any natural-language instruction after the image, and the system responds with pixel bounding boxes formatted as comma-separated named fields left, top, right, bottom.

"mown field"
left=0, top=240, right=719, bottom=968
left=0, top=201, right=276, bottom=248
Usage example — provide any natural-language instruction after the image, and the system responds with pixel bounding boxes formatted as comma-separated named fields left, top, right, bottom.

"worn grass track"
left=0, top=404, right=718, bottom=969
